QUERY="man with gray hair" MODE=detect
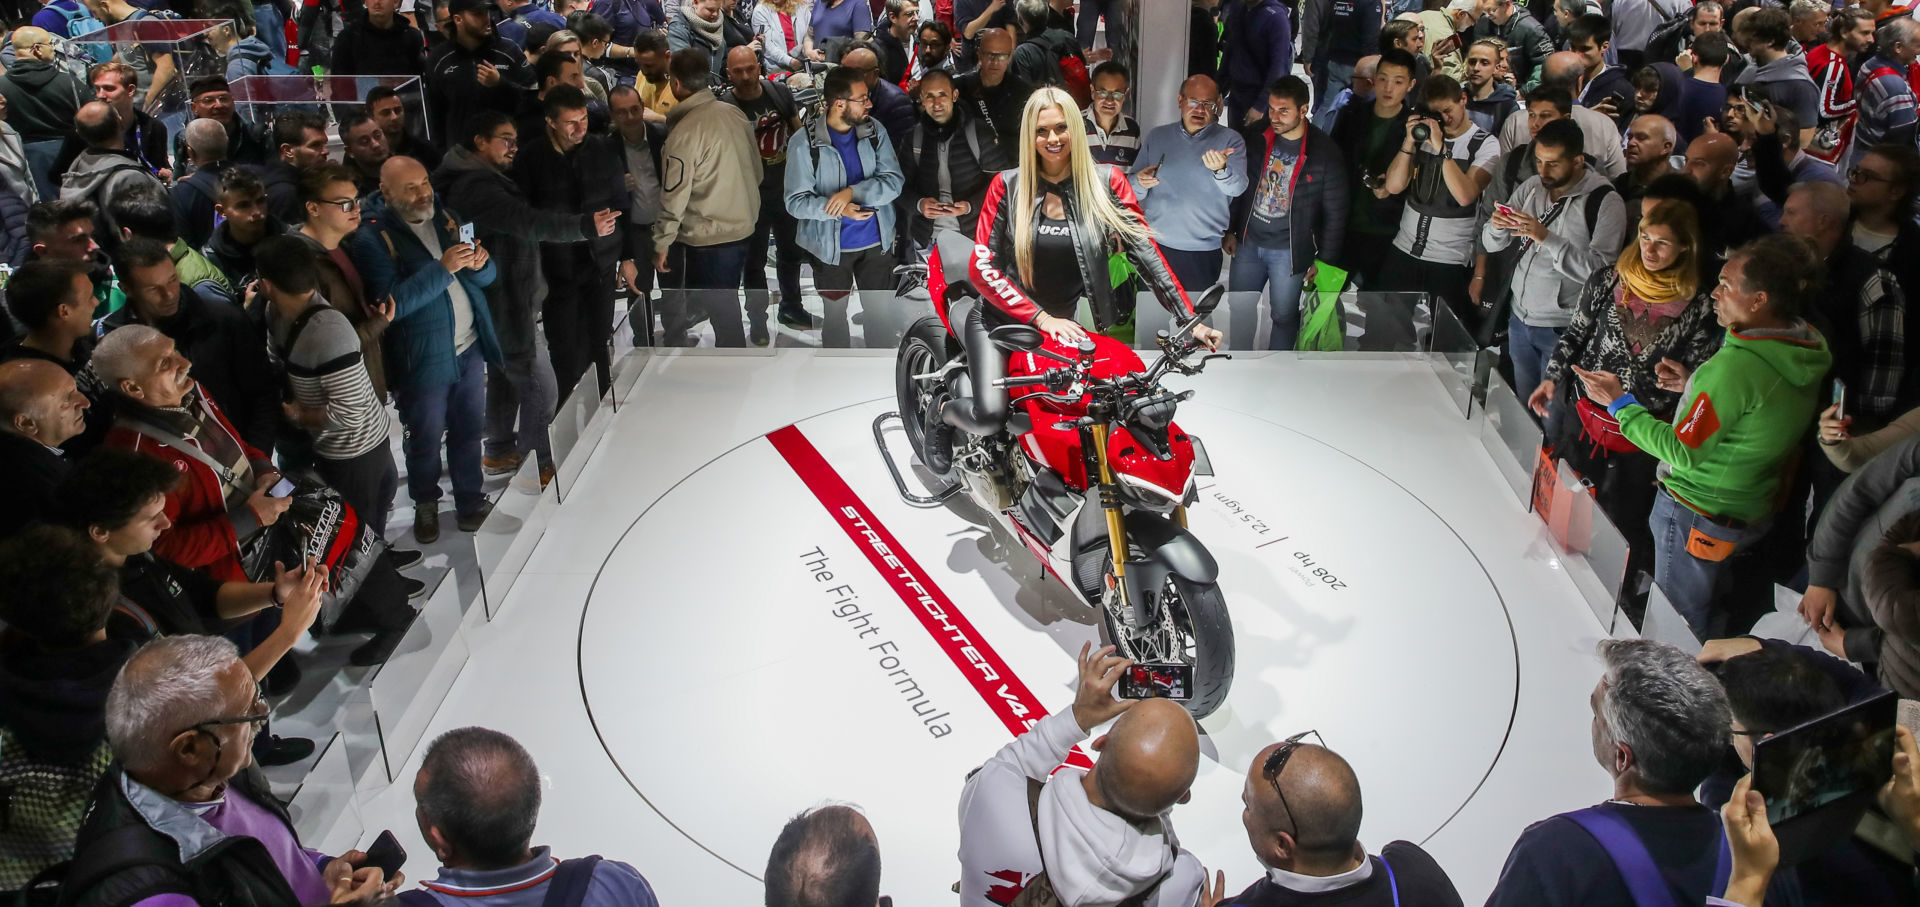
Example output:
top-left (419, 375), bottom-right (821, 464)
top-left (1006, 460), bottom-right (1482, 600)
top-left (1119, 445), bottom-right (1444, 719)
top-left (170, 118), bottom-right (237, 251)
top-left (1853, 18), bottom-right (1920, 165)
top-left (408, 726), bottom-right (660, 907)
top-left (1486, 639), bottom-right (1733, 906)
top-left (62, 635), bottom-right (399, 907)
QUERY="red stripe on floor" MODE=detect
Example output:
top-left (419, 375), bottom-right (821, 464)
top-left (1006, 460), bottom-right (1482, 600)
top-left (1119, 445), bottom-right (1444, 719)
top-left (767, 424), bottom-right (1093, 770)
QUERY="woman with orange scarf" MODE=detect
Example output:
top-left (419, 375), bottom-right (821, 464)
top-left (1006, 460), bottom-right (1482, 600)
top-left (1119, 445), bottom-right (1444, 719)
top-left (1529, 200), bottom-right (1722, 567)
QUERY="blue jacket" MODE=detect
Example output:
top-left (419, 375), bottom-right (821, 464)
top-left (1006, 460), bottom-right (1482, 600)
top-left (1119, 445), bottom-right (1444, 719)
top-left (347, 193), bottom-right (502, 393)
top-left (785, 117), bottom-right (904, 265)
top-left (1222, 0), bottom-right (1293, 96)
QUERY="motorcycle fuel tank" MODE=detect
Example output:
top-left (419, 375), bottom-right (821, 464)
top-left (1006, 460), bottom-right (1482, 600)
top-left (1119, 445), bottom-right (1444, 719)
top-left (1006, 334), bottom-right (1196, 505)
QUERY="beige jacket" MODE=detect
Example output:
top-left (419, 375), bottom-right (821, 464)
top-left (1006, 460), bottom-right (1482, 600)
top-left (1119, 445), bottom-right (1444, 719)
top-left (653, 89), bottom-right (763, 250)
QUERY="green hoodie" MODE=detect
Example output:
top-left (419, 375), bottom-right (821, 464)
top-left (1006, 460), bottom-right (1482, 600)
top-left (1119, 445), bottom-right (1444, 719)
top-left (1615, 323), bottom-right (1832, 523)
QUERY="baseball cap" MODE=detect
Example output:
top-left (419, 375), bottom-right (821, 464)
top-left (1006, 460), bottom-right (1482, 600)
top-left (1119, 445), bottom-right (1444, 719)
top-left (448, 0), bottom-right (488, 16)
top-left (1446, 0), bottom-right (1477, 11)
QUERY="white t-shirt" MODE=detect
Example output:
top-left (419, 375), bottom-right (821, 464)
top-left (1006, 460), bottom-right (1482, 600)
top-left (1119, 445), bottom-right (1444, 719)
top-left (1854, 221), bottom-right (1897, 258)
top-left (404, 217), bottom-right (477, 355)
top-left (1393, 124), bottom-right (1500, 267)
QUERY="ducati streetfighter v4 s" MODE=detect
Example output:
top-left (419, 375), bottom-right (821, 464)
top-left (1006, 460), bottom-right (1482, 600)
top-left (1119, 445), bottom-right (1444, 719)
top-left (877, 232), bottom-right (1236, 718)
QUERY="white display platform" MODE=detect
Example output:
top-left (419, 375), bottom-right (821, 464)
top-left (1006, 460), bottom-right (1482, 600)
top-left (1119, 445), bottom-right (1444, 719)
top-left (342, 350), bottom-right (1621, 904)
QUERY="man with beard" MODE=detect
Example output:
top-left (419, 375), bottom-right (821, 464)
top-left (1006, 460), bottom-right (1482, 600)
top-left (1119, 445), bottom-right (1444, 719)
top-left (512, 86), bottom-right (631, 401)
top-left (348, 156), bottom-right (502, 543)
top-left (955, 29), bottom-right (1034, 147)
top-left (900, 67), bottom-right (1009, 248)
top-left (341, 110), bottom-right (392, 196)
top-left (426, 0), bottom-right (534, 146)
top-left (259, 111), bottom-right (330, 226)
top-left (368, 86), bottom-right (440, 173)
top-left (633, 31), bottom-right (678, 123)
top-left (785, 66), bottom-right (904, 348)
top-left (721, 45), bottom-right (808, 344)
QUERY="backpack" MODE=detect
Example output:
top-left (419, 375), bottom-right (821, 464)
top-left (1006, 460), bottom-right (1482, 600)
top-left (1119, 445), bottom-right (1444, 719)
top-left (804, 119), bottom-right (884, 172)
top-left (909, 118), bottom-right (986, 170)
top-left (1005, 778), bottom-right (1171, 907)
top-left (1022, 34), bottom-right (1091, 107)
top-left (52, 2), bottom-right (111, 66)
top-left (0, 729), bottom-right (113, 894)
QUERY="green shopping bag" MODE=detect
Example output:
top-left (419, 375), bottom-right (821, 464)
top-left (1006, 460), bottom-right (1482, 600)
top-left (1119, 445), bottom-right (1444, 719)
top-left (1295, 260), bottom-right (1349, 352)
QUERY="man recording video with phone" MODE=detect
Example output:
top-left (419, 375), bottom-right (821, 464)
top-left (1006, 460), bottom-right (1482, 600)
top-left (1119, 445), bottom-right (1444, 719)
top-left (956, 642), bottom-right (1219, 907)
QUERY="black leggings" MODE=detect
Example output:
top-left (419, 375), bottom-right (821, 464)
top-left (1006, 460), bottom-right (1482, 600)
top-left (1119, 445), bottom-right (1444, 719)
top-left (943, 300), bottom-right (1010, 436)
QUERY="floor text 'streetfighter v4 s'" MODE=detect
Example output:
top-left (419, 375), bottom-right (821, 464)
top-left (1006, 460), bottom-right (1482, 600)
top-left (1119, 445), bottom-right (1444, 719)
top-left (877, 233), bottom-right (1237, 718)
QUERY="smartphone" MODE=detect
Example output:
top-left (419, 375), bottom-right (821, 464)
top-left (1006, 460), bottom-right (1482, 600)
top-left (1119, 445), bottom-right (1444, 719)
top-left (1833, 380), bottom-right (1847, 420)
top-left (1752, 689), bottom-right (1898, 826)
top-left (363, 830), bottom-right (407, 878)
top-left (1119, 663), bottom-right (1193, 701)
top-left (267, 477), bottom-right (296, 498)
top-left (1494, 202), bottom-right (1517, 218)
top-left (459, 222), bottom-right (475, 246)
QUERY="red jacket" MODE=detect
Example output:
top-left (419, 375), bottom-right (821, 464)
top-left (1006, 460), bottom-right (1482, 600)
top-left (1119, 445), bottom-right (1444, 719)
top-left (105, 387), bottom-right (270, 584)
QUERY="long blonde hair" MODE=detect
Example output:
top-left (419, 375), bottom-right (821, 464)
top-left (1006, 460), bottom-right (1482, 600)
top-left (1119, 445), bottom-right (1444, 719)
top-left (1013, 86), bottom-right (1151, 288)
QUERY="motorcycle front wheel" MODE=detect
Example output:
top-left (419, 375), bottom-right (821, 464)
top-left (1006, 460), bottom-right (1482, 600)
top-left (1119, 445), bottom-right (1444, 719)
top-left (1095, 551), bottom-right (1236, 720)
top-left (895, 315), bottom-right (958, 481)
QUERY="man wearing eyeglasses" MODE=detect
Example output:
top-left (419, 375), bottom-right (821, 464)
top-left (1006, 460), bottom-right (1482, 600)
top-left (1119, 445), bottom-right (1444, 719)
top-left (955, 29), bottom-right (1035, 147)
top-left (786, 65), bottom-right (905, 347)
top-left (957, 643), bottom-right (1216, 907)
top-left (65, 635), bottom-right (401, 907)
top-left (1130, 74), bottom-right (1248, 300)
top-left (1083, 60), bottom-right (1141, 167)
top-left (1227, 733), bottom-right (1463, 906)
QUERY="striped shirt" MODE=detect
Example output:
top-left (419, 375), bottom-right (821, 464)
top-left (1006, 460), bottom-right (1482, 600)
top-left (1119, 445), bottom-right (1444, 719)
top-left (1084, 112), bottom-right (1143, 167)
top-left (269, 297), bottom-right (389, 461)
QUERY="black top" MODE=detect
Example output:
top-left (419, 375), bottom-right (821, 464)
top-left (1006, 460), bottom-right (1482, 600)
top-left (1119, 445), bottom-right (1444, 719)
top-left (52, 109), bottom-right (172, 181)
top-left (1224, 841), bottom-right (1463, 907)
top-left (331, 12), bottom-right (427, 76)
top-left (107, 553), bottom-right (227, 644)
top-left (0, 635), bottom-right (134, 765)
top-left (0, 431), bottom-right (70, 541)
top-left (512, 132), bottom-right (631, 270)
top-left (955, 71), bottom-right (1036, 148)
top-left (1029, 200), bottom-right (1083, 319)
top-left (1484, 802), bottom-right (1726, 907)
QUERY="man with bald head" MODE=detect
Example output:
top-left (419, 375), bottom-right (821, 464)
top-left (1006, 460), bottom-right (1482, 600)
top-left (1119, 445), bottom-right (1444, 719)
top-left (60, 101), bottom-right (163, 240)
top-left (1133, 74), bottom-right (1249, 297)
top-left (1227, 738), bottom-right (1462, 904)
top-left (170, 118), bottom-right (237, 250)
top-left (958, 643), bottom-right (1212, 906)
top-left (1496, 50), bottom-right (1627, 177)
top-left (411, 726), bottom-right (660, 907)
top-left (720, 44), bottom-right (808, 342)
top-left (1617, 113), bottom-right (1679, 223)
top-left (1682, 131), bottom-right (1766, 255)
top-left (0, 359), bottom-right (88, 538)
top-left (843, 45), bottom-right (915, 151)
top-left (0, 26), bottom-right (83, 199)
top-left (1782, 181), bottom-right (1910, 431)
top-left (765, 804), bottom-right (883, 907)
top-left (349, 154), bottom-right (503, 543)
top-left (956, 29), bottom-right (1034, 147)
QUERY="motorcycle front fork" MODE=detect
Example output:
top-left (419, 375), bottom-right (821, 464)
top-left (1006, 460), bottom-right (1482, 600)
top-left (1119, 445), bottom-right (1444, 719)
top-left (1089, 423), bottom-right (1145, 628)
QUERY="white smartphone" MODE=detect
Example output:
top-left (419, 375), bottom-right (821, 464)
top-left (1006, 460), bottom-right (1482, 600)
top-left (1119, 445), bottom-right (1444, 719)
top-left (459, 222), bottom-right (475, 247)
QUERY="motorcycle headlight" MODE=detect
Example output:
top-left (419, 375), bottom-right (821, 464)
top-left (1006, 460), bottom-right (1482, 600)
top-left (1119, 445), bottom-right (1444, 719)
top-left (1117, 473), bottom-right (1186, 513)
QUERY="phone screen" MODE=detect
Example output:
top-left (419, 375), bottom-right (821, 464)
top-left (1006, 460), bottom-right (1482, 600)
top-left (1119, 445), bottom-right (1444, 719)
top-left (1495, 203), bottom-right (1517, 217)
top-left (1119, 663), bottom-right (1193, 701)
top-left (268, 477), bottom-right (296, 498)
top-left (363, 830), bottom-right (407, 878)
top-left (459, 223), bottom-right (475, 246)
top-left (1752, 690), bottom-right (1897, 826)
top-left (1833, 380), bottom-right (1847, 419)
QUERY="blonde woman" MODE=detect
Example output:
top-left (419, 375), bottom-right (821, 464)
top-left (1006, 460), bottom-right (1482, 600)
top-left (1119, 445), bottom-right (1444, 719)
top-left (752, 0), bottom-right (818, 69)
top-left (928, 87), bottom-right (1220, 469)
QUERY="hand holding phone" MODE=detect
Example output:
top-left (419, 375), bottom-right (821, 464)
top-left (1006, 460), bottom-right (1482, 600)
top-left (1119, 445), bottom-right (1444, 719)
top-left (362, 830), bottom-right (407, 878)
top-left (1494, 202), bottom-right (1518, 218)
top-left (267, 477), bottom-right (296, 499)
top-left (1119, 663), bottom-right (1193, 701)
top-left (459, 222), bottom-right (475, 248)
top-left (1833, 380), bottom-right (1847, 421)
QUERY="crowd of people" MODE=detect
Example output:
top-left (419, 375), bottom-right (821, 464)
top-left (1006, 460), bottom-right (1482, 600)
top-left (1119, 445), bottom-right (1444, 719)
top-left (0, 0), bottom-right (1919, 903)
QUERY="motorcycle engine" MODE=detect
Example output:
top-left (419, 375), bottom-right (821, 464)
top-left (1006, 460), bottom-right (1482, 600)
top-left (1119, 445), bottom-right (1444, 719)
top-left (954, 437), bottom-right (1014, 512)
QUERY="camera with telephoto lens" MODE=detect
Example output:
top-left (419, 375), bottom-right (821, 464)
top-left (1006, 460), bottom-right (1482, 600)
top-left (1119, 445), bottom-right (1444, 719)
top-left (1410, 122), bottom-right (1432, 144)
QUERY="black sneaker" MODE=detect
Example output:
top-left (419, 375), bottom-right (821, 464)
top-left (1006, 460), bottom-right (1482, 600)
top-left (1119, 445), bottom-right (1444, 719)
top-left (413, 504), bottom-right (441, 544)
top-left (350, 629), bottom-right (406, 666)
top-left (403, 576), bottom-right (430, 600)
top-left (456, 501), bottom-right (493, 533)
top-left (262, 658), bottom-right (301, 698)
top-left (777, 307), bottom-right (815, 330)
top-left (750, 319), bottom-right (770, 346)
top-left (257, 735), bottom-right (316, 767)
top-left (388, 548), bottom-right (424, 571)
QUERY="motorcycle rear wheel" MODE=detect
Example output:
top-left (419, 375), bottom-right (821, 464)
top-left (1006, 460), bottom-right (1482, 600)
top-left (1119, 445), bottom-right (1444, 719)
top-left (1096, 551), bottom-right (1236, 719)
top-left (895, 315), bottom-right (959, 481)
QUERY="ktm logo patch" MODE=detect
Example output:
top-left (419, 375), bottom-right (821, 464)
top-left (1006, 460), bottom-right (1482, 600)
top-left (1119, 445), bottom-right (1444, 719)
top-left (1676, 393), bottom-right (1721, 449)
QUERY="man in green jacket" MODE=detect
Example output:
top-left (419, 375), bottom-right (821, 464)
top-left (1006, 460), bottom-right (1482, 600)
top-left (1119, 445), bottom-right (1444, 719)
top-left (1574, 233), bottom-right (1832, 636)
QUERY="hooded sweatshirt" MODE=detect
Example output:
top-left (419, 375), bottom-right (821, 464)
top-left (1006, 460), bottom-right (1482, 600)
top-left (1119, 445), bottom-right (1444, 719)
top-left (1465, 81), bottom-right (1519, 134)
top-left (60, 148), bottom-right (163, 236)
top-left (0, 60), bottom-right (83, 145)
top-left (223, 36), bottom-right (280, 81)
top-left (957, 710), bottom-right (1207, 907)
top-left (1481, 168), bottom-right (1629, 327)
top-left (1613, 322), bottom-right (1833, 522)
top-left (1733, 52), bottom-right (1821, 133)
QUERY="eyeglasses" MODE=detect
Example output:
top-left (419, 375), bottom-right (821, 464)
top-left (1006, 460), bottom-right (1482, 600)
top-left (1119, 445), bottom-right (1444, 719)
top-left (1262, 729), bottom-right (1326, 841)
top-left (1848, 167), bottom-right (1894, 185)
top-left (176, 681), bottom-right (271, 741)
top-left (317, 197), bottom-right (362, 212)
top-left (489, 133), bottom-right (519, 147)
top-left (982, 52), bottom-right (1012, 62)
top-left (1180, 97), bottom-right (1220, 111)
top-left (1093, 89), bottom-right (1126, 101)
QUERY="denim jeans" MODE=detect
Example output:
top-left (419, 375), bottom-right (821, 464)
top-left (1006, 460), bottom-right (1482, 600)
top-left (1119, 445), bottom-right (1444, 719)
top-left (666, 239), bottom-right (750, 346)
top-left (1227, 244), bottom-right (1305, 351)
top-left (1650, 486), bottom-right (1765, 638)
top-left (1508, 313), bottom-right (1564, 437)
top-left (485, 329), bottom-right (557, 470)
top-left (1159, 247), bottom-right (1226, 299)
top-left (395, 346), bottom-right (487, 517)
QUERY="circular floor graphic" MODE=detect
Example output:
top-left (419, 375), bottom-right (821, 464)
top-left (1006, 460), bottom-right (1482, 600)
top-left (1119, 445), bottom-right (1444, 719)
top-left (578, 398), bottom-right (1519, 892)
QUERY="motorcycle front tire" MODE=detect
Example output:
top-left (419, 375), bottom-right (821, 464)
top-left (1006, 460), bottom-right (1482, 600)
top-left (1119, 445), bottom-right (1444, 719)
top-left (1097, 557), bottom-right (1236, 720)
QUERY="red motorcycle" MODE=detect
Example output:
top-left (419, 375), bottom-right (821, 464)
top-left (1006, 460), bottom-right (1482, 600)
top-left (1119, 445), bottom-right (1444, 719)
top-left (878, 234), bottom-right (1236, 718)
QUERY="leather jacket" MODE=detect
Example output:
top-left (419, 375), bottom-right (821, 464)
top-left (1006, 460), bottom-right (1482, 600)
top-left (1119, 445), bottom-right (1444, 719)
top-left (968, 164), bottom-right (1194, 330)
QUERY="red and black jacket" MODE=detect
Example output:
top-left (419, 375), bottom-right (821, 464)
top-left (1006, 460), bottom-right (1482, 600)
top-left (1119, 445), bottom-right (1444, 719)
top-left (1228, 119), bottom-right (1350, 272)
top-left (967, 164), bottom-right (1194, 330)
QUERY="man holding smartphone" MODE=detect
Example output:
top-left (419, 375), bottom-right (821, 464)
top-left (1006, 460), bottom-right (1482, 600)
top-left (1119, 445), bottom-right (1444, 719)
top-left (785, 66), bottom-right (905, 348)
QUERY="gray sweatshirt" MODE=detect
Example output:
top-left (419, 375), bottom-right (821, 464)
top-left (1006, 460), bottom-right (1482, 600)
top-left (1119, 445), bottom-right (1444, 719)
top-left (1481, 168), bottom-right (1627, 328)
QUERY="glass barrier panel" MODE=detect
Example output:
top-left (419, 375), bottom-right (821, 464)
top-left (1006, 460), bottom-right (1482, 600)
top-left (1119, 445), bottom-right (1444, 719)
top-left (337, 681), bottom-right (384, 790)
top-left (66, 20), bottom-right (231, 135)
top-left (547, 371), bottom-right (595, 501)
top-left (1427, 296), bottom-right (1478, 418)
top-left (229, 75), bottom-right (428, 136)
top-left (1478, 372), bottom-right (1540, 503)
top-left (810, 290), bottom-right (936, 356)
top-left (1584, 500), bottom-right (1634, 624)
top-left (1640, 582), bottom-right (1704, 651)
top-left (365, 572), bottom-right (470, 783)
top-left (474, 449), bottom-right (552, 620)
top-left (645, 288), bottom-right (784, 352)
top-left (610, 345), bottom-right (649, 410)
top-left (286, 732), bottom-right (362, 855)
top-left (1529, 454), bottom-right (1617, 631)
